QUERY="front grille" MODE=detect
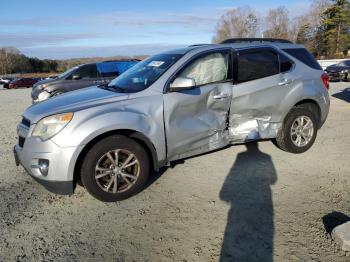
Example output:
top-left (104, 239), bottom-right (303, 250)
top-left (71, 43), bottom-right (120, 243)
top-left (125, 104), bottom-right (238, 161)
top-left (18, 136), bottom-right (25, 148)
top-left (21, 117), bottom-right (30, 127)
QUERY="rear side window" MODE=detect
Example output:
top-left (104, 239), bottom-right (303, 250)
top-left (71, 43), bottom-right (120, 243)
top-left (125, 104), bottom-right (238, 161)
top-left (282, 48), bottom-right (322, 70)
top-left (237, 50), bottom-right (279, 83)
top-left (279, 53), bottom-right (294, 73)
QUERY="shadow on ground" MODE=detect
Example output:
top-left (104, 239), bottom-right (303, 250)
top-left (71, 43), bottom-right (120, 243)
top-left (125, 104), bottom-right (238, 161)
top-left (322, 211), bottom-right (350, 234)
top-left (219, 141), bottom-right (277, 262)
top-left (332, 88), bottom-right (350, 103)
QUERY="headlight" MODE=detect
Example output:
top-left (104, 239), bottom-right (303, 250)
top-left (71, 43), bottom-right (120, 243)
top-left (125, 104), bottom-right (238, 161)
top-left (35, 84), bottom-right (48, 90)
top-left (32, 112), bottom-right (73, 140)
top-left (341, 70), bottom-right (348, 74)
top-left (37, 90), bottom-right (51, 102)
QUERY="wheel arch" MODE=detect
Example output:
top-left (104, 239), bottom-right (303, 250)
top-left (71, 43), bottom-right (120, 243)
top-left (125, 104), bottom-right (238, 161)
top-left (73, 129), bottom-right (160, 186)
top-left (293, 99), bottom-right (322, 128)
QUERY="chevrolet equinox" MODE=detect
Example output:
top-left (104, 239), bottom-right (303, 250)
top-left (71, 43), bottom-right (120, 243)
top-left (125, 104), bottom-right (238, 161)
top-left (14, 39), bottom-right (330, 202)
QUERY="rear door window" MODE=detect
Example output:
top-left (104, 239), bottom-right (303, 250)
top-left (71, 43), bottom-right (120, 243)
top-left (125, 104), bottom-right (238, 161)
top-left (282, 48), bottom-right (322, 70)
top-left (237, 50), bottom-right (279, 83)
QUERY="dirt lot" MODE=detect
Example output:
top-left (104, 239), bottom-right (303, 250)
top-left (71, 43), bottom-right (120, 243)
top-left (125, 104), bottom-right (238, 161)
top-left (0, 83), bottom-right (349, 261)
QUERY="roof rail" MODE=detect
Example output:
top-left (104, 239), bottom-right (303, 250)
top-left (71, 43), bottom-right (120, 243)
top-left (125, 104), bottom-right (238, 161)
top-left (220, 38), bottom-right (293, 44)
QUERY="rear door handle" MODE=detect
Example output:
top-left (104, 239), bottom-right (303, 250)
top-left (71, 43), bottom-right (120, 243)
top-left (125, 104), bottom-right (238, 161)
top-left (278, 78), bottom-right (292, 86)
top-left (213, 93), bottom-right (229, 99)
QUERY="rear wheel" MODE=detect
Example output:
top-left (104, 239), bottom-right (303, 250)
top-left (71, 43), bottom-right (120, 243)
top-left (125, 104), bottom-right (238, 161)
top-left (81, 135), bottom-right (150, 202)
top-left (275, 106), bottom-right (318, 153)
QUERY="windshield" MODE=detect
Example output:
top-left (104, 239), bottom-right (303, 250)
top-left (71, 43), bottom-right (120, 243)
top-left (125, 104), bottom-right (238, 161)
top-left (58, 66), bottom-right (79, 79)
top-left (108, 53), bottom-right (182, 93)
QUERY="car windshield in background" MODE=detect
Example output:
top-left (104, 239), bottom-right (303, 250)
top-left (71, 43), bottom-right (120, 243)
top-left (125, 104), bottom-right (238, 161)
top-left (97, 61), bottom-right (138, 78)
top-left (342, 60), bottom-right (350, 66)
top-left (107, 54), bottom-right (183, 93)
top-left (58, 66), bottom-right (79, 79)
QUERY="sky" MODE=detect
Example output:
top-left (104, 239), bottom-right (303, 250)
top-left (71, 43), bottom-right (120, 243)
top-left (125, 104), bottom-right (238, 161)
top-left (0, 0), bottom-right (312, 59)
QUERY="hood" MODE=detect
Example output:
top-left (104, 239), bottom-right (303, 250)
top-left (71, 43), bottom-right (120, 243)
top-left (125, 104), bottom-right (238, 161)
top-left (32, 78), bottom-right (59, 89)
top-left (24, 86), bottom-right (129, 124)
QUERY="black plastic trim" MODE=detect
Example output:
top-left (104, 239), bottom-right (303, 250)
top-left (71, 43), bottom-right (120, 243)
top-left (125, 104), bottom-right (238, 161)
top-left (32, 176), bottom-right (74, 195)
top-left (221, 38), bottom-right (292, 44)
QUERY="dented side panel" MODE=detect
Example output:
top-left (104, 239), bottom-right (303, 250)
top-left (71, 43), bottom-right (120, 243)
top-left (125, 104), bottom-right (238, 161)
top-left (164, 82), bottom-right (232, 161)
top-left (228, 74), bottom-right (288, 142)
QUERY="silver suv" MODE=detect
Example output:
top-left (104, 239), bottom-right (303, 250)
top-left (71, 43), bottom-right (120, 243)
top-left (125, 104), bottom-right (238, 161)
top-left (14, 39), bottom-right (330, 202)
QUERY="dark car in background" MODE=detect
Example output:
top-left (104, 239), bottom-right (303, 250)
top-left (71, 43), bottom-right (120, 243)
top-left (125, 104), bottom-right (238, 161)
top-left (9, 78), bottom-right (39, 89)
top-left (325, 60), bottom-right (350, 81)
top-left (31, 60), bottom-right (139, 103)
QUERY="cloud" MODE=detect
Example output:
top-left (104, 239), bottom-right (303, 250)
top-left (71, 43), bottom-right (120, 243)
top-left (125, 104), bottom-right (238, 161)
top-left (21, 44), bottom-right (186, 59)
top-left (0, 8), bottom-right (222, 58)
top-left (0, 33), bottom-right (98, 48)
top-left (0, 10), bottom-right (221, 32)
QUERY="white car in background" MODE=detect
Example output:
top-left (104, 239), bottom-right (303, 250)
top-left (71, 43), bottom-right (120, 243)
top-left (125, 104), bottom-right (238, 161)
top-left (0, 77), bottom-right (13, 88)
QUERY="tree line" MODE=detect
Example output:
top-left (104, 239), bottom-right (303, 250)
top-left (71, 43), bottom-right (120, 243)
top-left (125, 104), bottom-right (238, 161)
top-left (0, 47), bottom-right (144, 75)
top-left (213, 0), bottom-right (350, 58)
top-left (0, 47), bottom-right (59, 75)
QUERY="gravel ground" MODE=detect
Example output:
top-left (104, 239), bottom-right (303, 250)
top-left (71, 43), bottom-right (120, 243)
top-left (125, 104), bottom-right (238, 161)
top-left (0, 83), bottom-right (349, 261)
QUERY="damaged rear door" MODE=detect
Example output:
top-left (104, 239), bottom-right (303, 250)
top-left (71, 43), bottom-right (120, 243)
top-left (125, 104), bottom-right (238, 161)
top-left (163, 49), bottom-right (233, 161)
top-left (229, 47), bottom-right (294, 142)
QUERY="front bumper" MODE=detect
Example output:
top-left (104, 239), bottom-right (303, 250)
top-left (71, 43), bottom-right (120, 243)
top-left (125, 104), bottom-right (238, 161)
top-left (14, 147), bottom-right (73, 194)
top-left (13, 137), bottom-right (83, 195)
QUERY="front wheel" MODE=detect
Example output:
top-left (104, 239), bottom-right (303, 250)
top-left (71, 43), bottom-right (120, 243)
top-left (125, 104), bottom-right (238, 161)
top-left (81, 135), bottom-right (150, 202)
top-left (275, 106), bottom-right (318, 153)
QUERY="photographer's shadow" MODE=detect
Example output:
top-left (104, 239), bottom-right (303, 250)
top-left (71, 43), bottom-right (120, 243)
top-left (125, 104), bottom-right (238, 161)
top-left (220, 141), bottom-right (277, 262)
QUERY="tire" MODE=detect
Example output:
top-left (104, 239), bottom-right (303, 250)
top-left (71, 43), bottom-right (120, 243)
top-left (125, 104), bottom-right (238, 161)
top-left (275, 105), bottom-right (318, 154)
top-left (81, 135), bottom-right (150, 202)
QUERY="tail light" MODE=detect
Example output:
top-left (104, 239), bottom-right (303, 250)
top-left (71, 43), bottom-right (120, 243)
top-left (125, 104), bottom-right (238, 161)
top-left (321, 72), bottom-right (329, 90)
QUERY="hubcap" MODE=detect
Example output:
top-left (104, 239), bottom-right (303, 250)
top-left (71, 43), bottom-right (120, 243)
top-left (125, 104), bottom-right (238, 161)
top-left (290, 116), bottom-right (314, 147)
top-left (95, 149), bottom-right (140, 193)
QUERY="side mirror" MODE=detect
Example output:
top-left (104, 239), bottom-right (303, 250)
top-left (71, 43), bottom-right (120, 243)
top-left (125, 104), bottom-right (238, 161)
top-left (72, 74), bottom-right (81, 80)
top-left (169, 77), bottom-right (196, 92)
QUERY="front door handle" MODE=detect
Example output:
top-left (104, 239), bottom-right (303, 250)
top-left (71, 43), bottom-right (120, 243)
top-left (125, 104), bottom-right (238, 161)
top-left (213, 93), bottom-right (229, 99)
top-left (278, 78), bottom-right (292, 86)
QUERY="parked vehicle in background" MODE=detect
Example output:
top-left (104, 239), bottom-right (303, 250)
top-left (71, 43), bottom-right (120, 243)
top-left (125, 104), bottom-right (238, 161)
top-left (45, 75), bottom-right (58, 80)
top-left (325, 60), bottom-right (350, 81)
top-left (9, 78), bottom-right (39, 89)
top-left (0, 77), bottom-right (13, 88)
top-left (0, 77), bottom-right (11, 84)
top-left (15, 38), bottom-right (330, 202)
top-left (31, 60), bottom-right (139, 103)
